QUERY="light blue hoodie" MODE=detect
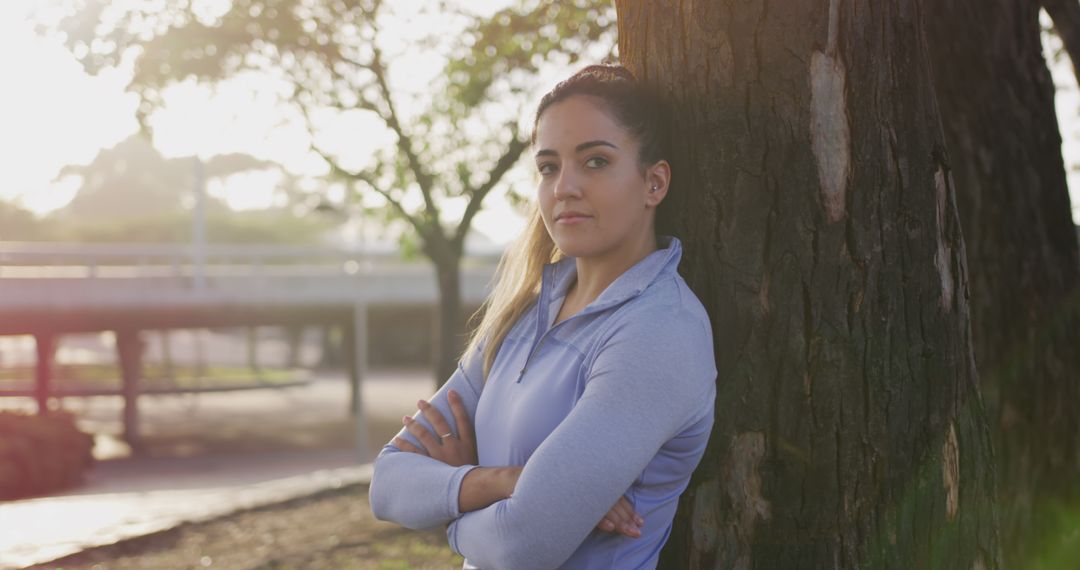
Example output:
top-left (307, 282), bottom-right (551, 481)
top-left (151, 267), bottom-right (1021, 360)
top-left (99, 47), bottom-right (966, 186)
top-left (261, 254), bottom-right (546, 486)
top-left (369, 235), bottom-right (717, 569)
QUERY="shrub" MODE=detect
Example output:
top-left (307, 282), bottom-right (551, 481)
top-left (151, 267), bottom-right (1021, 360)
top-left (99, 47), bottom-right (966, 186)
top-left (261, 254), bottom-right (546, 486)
top-left (0, 411), bottom-right (94, 500)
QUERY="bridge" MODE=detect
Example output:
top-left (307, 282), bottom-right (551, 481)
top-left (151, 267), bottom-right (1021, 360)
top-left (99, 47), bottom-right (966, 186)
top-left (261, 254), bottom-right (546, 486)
top-left (0, 241), bottom-right (501, 456)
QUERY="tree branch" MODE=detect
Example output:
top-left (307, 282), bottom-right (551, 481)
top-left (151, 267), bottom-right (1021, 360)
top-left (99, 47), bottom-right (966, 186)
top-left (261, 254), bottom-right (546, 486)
top-left (297, 99), bottom-right (426, 235)
top-left (453, 132), bottom-right (529, 248)
top-left (330, 52), bottom-right (390, 117)
top-left (1043, 0), bottom-right (1080, 83)
top-left (369, 43), bottom-right (442, 231)
top-left (310, 145), bottom-right (423, 233)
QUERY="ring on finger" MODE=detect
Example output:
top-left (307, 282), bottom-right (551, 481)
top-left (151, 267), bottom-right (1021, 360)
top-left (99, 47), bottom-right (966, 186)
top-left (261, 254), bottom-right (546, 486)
top-left (440, 432), bottom-right (455, 439)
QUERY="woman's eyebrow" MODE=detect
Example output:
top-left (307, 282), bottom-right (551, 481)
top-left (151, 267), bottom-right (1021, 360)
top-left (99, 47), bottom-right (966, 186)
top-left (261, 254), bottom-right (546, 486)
top-left (534, 140), bottom-right (619, 158)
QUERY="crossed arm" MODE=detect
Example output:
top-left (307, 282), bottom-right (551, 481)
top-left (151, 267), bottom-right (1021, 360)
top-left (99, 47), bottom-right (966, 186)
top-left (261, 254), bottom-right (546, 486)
top-left (369, 313), bottom-right (715, 569)
top-left (367, 351), bottom-right (643, 538)
top-left (393, 389), bottom-right (645, 534)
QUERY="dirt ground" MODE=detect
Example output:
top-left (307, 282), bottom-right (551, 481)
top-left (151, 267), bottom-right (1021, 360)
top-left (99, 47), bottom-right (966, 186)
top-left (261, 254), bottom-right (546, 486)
top-left (26, 483), bottom-right (464, 570)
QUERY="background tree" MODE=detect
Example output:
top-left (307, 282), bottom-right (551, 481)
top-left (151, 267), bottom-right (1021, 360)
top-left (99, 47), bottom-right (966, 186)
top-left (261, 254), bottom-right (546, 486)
top-left (47, 134), bottom-right (329, 243)
top-left (0, 202), bottom-right (51, 241)
top-left (56, 135), bottom-right (239, 220)
top-left (925, 0), bottom-right (1080, 565)
top-left (50, 0), bottom-right (614, 385)
top-left (617, 0), bottom-right (998, 567)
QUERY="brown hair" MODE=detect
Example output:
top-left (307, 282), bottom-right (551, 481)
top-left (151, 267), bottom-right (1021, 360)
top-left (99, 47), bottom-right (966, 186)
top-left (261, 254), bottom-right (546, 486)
top-left (532, 64), bottom-right (668, 170)
top-left (463, 64), bottom-right (670, 380)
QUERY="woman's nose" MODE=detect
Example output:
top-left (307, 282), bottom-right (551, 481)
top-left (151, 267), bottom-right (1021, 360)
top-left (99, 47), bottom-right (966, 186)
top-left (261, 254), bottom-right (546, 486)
top-left (553, 170), bottom-right (582, 200)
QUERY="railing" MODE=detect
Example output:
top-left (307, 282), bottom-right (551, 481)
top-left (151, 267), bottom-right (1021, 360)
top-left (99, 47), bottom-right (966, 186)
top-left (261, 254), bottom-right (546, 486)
top-left (0, 241), bottom-right (503, 283)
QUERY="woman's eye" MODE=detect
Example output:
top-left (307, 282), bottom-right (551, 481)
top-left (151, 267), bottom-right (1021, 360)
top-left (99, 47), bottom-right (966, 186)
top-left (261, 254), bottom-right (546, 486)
top-left (584, 156), bottom-right (609, 169)
top-left (537, 163), bottom-right (557, 176)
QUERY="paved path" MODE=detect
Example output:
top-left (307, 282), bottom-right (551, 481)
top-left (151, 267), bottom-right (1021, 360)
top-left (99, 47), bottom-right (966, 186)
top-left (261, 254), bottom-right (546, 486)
top-left (0, 369), bottom-right (438, 569)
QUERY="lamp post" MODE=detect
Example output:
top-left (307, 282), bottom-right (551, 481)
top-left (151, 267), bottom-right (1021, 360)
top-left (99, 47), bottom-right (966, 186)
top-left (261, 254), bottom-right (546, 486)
top-left (192, 156), bottom-right (207, 291)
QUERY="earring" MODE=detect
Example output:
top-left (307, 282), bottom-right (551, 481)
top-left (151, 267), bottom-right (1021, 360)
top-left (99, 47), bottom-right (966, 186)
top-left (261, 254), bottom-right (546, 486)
top-left (650, 185), bottom-right (658, 193)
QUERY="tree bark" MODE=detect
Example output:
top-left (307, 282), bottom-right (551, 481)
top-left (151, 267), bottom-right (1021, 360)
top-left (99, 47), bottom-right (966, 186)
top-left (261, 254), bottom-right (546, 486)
top-left (429, 239), bottom-right (466, 389)
top-left (616, 0), bottom-right (1000, 567)
top-left (925, 0), bottom-right (1080, 564)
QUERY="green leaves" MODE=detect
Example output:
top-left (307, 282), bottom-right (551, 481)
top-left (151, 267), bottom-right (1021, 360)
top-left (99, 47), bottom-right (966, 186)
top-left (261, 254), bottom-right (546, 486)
top-left (443, 0), bottom-right (616, 111)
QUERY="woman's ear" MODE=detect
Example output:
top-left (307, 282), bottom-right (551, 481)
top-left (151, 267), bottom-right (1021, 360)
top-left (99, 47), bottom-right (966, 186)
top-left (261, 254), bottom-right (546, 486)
top-left (645, 160), bottom-right (671, 208)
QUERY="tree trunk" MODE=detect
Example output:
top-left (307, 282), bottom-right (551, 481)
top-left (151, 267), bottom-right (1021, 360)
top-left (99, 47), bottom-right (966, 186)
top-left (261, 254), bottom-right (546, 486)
top-left (925, 0), bottom-right (1080, 564)
top-left (616, 0), bottom-right (1000, 567)
top-left (429, 240), bottom-right (465, 389)
top-left (317, 325), bottom-right (342, 369)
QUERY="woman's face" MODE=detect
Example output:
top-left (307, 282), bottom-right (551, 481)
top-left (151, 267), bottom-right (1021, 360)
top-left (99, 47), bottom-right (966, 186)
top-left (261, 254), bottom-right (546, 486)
top-left (533, 95), bottom-right (666, 260)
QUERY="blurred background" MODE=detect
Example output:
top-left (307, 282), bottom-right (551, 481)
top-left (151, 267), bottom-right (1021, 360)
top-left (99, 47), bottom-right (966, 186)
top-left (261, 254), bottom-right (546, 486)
top-left (0, 1), bottom-right (616, 567)
top-left (0, 1), bottom-right (1078, 568)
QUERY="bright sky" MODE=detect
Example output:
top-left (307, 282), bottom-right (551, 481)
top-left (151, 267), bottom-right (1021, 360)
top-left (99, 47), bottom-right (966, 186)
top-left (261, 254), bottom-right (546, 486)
top-left (1044, 12), bottom-right (1080, 226)
top-left (0, 2), bottom-right (138, 214)
top-left (1, 3), bottom-right (1078, 247)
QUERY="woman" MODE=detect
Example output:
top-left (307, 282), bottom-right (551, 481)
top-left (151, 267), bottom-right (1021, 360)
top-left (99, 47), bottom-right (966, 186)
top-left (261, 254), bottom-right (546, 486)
top-left (368, 64), bottom-right (717, 569)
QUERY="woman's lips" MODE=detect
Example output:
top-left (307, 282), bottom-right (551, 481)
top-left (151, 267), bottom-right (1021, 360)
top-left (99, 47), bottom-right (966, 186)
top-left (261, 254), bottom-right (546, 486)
top-left (556, 215), bottom-right (592, 224)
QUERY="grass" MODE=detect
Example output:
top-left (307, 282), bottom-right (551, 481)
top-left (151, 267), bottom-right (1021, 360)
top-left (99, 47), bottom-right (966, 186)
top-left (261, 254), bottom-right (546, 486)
top-left (0, 363), bottom-right (298, 391)
top-left (1017, 498), bottom-right (1080, 569)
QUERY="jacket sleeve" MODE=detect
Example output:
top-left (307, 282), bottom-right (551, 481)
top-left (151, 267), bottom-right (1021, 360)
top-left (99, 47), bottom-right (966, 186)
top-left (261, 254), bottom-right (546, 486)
top-left (368, 341), bottom-right (486, 529)
top-left (445, 310), bottom-right (717, 569)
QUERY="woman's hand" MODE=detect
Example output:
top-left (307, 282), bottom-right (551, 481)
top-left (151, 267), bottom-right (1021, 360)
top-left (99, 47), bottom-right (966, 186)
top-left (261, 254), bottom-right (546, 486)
top-left (393, 389), bottom-right (478, 467)
top-left (597, 496), bottom-right (644, 538)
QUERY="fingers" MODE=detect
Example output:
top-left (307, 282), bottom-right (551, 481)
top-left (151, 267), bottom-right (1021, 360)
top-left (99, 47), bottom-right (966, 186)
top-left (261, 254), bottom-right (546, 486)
top-left (616, 512), bottom-right (643, 538)
top-left (596, 496), bottom-right (643, 538)
top-left (448, 390), bottom-right (473, 441)
top-left (611, 496), bottom-right (632, 520)
top-left (391, 436), bottom-right (426, 455)
top-left (617, 496), bottom-right (644, 527)
top-left (597, 514), bottom-right (639, 538)
top-left (610, 498), bottom-right (641, 537)
top-left (417, 399), bottom-right (454, 443)
top-left (402, 414), bottom-right (441, 451)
